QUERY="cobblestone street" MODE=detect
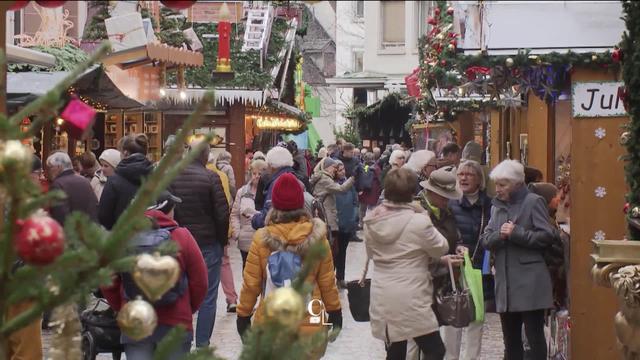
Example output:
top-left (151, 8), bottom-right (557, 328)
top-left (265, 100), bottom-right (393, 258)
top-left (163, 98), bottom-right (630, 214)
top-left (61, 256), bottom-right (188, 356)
top-left (56, 238), bottom-right (504, 359)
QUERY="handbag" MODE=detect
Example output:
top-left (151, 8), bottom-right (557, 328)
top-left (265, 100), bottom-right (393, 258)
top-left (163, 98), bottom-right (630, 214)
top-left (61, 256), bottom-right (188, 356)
top-left (346, 257), bottom-right (371, 322)
top-left (434, 261), bottom-right (475, 328)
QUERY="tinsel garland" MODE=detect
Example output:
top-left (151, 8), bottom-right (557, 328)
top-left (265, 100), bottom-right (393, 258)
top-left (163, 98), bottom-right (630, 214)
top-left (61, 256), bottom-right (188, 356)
top-left (620, 0), bottom-right (640, 240)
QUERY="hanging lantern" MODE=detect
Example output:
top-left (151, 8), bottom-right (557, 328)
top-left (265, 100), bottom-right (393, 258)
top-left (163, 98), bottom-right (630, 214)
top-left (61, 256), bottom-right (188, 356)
top-left (9, 1), bottom-right (30, 11)
top-left (35, 1), bottom-right (67, 7)
top-left (59, 97), bottom-right (97, 139)
top-left (160, 1), bottom-right (197, 10)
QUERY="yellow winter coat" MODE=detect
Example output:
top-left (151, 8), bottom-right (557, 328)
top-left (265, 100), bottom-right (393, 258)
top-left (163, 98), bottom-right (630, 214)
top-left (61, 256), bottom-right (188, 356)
top-left (237, 217), bottom-right (341, 335)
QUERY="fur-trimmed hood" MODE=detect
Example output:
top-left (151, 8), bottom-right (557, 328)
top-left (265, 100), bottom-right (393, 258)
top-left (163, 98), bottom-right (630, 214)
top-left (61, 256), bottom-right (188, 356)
top-left (262, 217), bottom-right (327, 256)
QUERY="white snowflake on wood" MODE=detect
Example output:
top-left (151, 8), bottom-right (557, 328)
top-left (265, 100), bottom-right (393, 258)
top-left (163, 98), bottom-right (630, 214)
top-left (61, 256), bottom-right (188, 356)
top-left (594, 230), bottom-right (606, 241)
top-left (595, 127), bottom-right (606, 139)
top-left (595, 186), bottom-right (607, 198)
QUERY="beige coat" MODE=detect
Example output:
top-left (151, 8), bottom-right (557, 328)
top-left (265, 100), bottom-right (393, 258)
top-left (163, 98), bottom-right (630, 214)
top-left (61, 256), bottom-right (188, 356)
top-left (363, 201), bottom-right (449, 343)
top-left (310, 171), bottom-right (355, 231)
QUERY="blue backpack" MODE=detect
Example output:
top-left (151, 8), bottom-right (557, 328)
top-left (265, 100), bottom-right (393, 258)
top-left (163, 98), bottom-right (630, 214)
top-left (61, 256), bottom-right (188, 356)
top-left (121, 227), bottom-right (188, 305)
top-left (263, 250), bottom-right (302, 296)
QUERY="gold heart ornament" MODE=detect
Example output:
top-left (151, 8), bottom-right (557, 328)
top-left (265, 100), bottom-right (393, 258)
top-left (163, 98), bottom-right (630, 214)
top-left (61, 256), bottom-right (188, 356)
top-left (132, 253), bottom-right (180, 302)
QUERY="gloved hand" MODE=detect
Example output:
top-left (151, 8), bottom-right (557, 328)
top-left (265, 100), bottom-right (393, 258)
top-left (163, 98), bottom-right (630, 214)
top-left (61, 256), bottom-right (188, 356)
top-left (237, 315), bottom-right (252, 340)
top-left (327, 309), bottom-right (342, 329)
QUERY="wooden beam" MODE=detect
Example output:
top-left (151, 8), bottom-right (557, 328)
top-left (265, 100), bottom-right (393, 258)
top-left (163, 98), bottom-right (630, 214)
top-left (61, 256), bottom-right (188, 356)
top-left (102, 46), bottom-right (149, 67)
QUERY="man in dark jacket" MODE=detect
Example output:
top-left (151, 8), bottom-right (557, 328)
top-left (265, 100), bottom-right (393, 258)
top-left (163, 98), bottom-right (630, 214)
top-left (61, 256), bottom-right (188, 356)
top-left (46, 152), bottom-right (98, 225)
top-left (98, 134), bottom-right (154, 229)
top-left (339, 143), bottom-right (363, 187)
top-left (169, 142), bottom-right (230, 348)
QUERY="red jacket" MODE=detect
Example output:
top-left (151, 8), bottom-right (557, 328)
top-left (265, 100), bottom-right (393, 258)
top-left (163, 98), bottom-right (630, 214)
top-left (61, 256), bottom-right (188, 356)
top-left (101, 210), bottom-right (208, 331)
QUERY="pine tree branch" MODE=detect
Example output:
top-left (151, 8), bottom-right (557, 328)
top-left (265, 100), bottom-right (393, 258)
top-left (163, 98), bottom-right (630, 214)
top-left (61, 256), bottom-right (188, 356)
top-left (7, 42), bottom-right (111, 135)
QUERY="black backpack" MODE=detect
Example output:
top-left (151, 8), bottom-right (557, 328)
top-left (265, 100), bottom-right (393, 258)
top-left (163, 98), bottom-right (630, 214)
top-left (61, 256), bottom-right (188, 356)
top-left (121, 226), bottom-right (188, 306)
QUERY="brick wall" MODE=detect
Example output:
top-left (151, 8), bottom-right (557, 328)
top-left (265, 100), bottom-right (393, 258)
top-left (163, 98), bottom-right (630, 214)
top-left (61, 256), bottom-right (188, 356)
top-left (189, 2), bottom-right (244, 24)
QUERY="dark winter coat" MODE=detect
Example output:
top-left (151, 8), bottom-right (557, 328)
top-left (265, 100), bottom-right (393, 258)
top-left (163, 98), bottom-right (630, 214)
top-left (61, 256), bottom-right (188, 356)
top-left (251, 166), bottom-right (311, 230)
top-left (359, 162), bottom-right (383, 206)
top-left (335, 179), bottom-right (358, 234)
top-left (449, 191), bottom-right (492, 268)
top-left (417, 190), bottom-right (460, 254)
top-left (339, 155), bottom-right (363, 189)
top-left (98, 153), bottom-right (153, 230)
top-left (481, 186), bottom-right (554, 313)
top-left (169, 161), bottom-right (230, 247)
top-left (293, 152), bottom-right (309, 182)
top-left (101, 210), bottom-right (208, 331)
top-left (50, 169), bottom-right (98, 225)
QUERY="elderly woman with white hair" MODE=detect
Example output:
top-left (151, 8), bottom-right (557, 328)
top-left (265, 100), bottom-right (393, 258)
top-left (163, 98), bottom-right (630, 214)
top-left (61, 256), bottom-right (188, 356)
top-left (444, 160), bottom-right (494, 360)
top-left (481, 160), bottom-right (554, 360)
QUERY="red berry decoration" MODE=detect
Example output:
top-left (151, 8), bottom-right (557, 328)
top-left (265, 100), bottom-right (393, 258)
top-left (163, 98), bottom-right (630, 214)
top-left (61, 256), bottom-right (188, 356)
top-left (434, 7), bottom-right (441, 16)
top-left (160, 0), bottom-right (197, 9)
top-left (9, 1), bottom-right (30, 11)
top-left (427, 17), bottom-right (438, 26)
top-left (612, 48), bottom-right (622, 63)
top-left (35, 0), bottom-right (67, 7)
top-left (447, 6), bottom-right (455, 15)
top-left (14, 213), bottom-right (65, 266)
top-left (441, 59), bottom-right (447, 66)
top-left (450, 39), bottom-right (458, 47)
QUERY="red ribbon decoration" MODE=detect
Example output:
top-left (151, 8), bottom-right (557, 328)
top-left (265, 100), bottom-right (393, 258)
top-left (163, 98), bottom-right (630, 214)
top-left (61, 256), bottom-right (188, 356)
top-left (465, 66), bottom-right (491, 81)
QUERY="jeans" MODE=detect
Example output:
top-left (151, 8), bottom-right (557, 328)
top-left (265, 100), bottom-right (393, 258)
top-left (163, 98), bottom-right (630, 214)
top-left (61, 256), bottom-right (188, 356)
top-left (334, 231), bottom-right (351, 281)
top-left (441, 322), bottom-right (484, 360)
top-left (220, 245), bottom-right (238, 304)
top-left (386, 331), bottom-right (445, 360)
top-left (500, 310), bottom-right (547, 360)
top-left (123, 325), bottom-right (192, 360)
top-left (195, 243), bottom-right (223, 347)
top-left (240, 250), bottom-right (249, 271)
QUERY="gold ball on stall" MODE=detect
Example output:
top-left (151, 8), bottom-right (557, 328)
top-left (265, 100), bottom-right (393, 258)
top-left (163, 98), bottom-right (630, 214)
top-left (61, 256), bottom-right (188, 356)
top-left (264, 287), bottom-right (305, 329)
top-left (117, 297), bottom-right (157, 341)
top-left (505, 57), bottom-right (514, 67)
top-left (620, 131), bottom-right (631, 145)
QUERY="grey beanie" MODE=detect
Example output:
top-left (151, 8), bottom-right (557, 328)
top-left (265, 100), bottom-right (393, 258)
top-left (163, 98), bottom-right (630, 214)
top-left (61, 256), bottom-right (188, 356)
top-left (323, 157), bottom-right (338, 169)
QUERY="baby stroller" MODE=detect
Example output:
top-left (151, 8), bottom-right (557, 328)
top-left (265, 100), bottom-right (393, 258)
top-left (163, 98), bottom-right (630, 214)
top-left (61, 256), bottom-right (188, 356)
top-left (80, 299), bottom-right (124, 360)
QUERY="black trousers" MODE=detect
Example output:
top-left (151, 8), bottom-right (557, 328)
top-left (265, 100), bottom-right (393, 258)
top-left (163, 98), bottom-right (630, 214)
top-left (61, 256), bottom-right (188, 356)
top-left (500, 310), bottom-right (547, 360)
top-left (240, 250), bottom-right (248, 272)
top-left (386, 331), bottom-right (445, 360)
top-left (334, 231), bottom-right (351, 281)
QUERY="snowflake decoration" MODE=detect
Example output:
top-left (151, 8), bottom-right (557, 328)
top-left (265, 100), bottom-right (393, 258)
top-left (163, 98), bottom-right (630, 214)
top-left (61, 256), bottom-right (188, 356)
top-left (595, 127), bottom-right (606, 139)
top-left (595, 186), bottom-right (607, 198)
top-left (593, 230), bottom-right (606, 241)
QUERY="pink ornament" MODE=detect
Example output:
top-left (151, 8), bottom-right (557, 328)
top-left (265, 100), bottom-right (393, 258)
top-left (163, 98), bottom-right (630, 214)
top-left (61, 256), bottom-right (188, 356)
top-left (447, 6), bottom-right (454, 15)
top-left (60, 97), bottom-right (97, 139)
top-left (427, 17), bottom-right (438, 26)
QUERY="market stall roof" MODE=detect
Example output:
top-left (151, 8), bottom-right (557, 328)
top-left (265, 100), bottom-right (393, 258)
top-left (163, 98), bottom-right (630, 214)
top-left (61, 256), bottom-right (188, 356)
top-left (7, 66), bottom-right (143, 109)
top-left (326, 71), bottom-right (387, 88)
top-left (102, 42), bottom-right (204, 69)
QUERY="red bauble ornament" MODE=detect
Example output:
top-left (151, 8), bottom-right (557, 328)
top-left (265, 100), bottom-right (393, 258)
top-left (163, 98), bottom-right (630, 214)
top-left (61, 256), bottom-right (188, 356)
top-left (434, 7), bottom-right (441, 16)
top-left (160, 0), bottom-right (197, 9)
top-left (450, 39), bottom-right (458, 47)
top-left (9, 1), bottom-right (30, 11)
top-left (14, 214), bottom-right (64, 266)
top-left (35, 0), bottom-right (67, 7)
top-left (612, 48), bottom-right (622, 63)
top-left (447, 6), bottom-right (455, 15)
top-left (427, 17), bottom-right (438, 26)
top-left (440, 59), bottom-right (447, 66)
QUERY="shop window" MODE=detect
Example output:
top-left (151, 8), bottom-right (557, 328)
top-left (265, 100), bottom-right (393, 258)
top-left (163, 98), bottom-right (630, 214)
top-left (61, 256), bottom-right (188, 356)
top-left (355, 0), bottom-right (364, 19)
top-left (353, 50), bottom-right (364, 73)
top-left (380, 1), bottom-right (405, 51)
top-left (353, 88), bottom-right (367, 107)
top-left (415, 1), bottom-right (434, 41)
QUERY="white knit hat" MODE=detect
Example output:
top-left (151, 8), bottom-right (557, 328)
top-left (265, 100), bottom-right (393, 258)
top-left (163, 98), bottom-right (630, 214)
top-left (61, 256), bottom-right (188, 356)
top-left (266, 146), bottom-right (294, 169)
top-left (99, 149), bottom-right (121, 168)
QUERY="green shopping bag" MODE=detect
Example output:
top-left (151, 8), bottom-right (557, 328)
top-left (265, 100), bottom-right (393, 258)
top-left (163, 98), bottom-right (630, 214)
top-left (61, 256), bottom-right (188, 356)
top-left (463, 252), bottom-right (485, 322)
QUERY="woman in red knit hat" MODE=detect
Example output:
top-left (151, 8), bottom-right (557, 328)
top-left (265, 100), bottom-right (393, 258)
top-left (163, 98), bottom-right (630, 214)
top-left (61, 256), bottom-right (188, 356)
top-left (236, 172), bottom-right (342, 359)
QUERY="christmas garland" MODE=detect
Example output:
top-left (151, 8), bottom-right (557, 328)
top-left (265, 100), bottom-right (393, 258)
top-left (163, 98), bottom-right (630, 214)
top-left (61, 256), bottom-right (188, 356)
top-left (346, 93), bottom-right (413, 144)
top-left (416, 1), bottom-right (620, 117)
top-left (620, 0), bottom-right (640, 239)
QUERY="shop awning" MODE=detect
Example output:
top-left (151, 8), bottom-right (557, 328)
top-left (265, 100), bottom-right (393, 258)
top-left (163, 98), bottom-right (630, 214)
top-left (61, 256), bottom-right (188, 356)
top-left (102, 42), bottom-right (204, 69)
top-left (7, 66), bottom-right (143, 109)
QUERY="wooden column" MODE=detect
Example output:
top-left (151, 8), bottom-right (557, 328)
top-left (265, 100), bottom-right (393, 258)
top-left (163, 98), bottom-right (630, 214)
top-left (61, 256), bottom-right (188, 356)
top-left (526, 92), bottom-right (553, 181)
top-left (489, 109), bottom-right (500, 169)
top-left (228, 103), bottom-right (246, 191)
top-left (570, 67), bottom-right (626, 360)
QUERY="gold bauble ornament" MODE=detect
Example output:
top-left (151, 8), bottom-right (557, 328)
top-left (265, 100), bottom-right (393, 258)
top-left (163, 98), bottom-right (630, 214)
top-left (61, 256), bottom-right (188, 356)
top-left (117, 297), bottom-right (157, 341)
top-left (505, 57), bottom-right (514, 67)
top-left (132, 252), bottom-right (181, 302)
top-left (264, 287), bottom-right (304, 328)
top-left (631, 206), bottom-right (640, 219)
top-left (592, 54), bottom-right (598, 62)
top-left (620, 131), bottom-right (631, 145)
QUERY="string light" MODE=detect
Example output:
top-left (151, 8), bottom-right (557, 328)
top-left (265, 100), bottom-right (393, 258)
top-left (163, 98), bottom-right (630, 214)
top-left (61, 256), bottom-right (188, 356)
top-left (179, 90), bottom-right (187, 100)
top-left (56, 118), bottom-right (65, 126)
top-left (159, 88), bottom-right (167, 97)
